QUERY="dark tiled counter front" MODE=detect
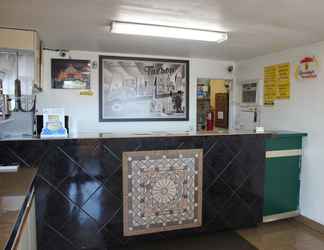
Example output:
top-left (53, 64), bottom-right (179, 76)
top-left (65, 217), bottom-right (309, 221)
top-left (0, 134), bottom-right (267, 250)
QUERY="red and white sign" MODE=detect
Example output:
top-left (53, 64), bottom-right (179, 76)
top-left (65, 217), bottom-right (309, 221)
top-left (295, 56), bottom-right (320, 80)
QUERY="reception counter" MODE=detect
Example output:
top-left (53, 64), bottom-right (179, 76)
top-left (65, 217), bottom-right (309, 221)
top-left (0, 130), bottom-right (291, 249)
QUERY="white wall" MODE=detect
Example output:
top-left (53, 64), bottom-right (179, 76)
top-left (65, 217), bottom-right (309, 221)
top-left (37, 50), bottom-right (234, 134)
top-left (236, 41), bottom-right (324, 225)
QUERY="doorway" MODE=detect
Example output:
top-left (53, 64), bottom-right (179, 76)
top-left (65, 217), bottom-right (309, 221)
top-left (197, 79), bottom-right (231, 131)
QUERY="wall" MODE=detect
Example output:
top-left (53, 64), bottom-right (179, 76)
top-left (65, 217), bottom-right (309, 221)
top-left (236, 41), bottom-right (324, 225)
top-left (37, 50), bottom-right (234, 134)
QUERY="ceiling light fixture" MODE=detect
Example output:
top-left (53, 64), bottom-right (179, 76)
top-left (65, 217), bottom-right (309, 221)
top-left (108, 21), bottom-right (228, 43)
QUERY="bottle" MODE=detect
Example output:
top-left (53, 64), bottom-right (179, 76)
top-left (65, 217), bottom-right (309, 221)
top-left (206, 110), bottom-right (214, 131)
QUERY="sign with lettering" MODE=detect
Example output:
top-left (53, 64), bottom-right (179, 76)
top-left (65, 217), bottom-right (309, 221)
top-left (295, 56), bottom-right (320, 80)
top-left (264, 63), bottom-right (291, 105)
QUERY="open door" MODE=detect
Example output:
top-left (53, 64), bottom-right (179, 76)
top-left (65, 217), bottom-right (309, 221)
top-left (214, 93), bottom-right (229, 128)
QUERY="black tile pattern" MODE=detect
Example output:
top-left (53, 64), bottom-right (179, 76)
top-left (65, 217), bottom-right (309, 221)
top-left (111, 231), bottom-right (257, 250)
top-left (0, 135), bottom-right (266, 250)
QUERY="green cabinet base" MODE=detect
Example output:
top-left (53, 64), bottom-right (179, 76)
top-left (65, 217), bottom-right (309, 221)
top-left (264, 133), bottom-right (306, 220)
top-left (264, 156), bottom-right (301, 216)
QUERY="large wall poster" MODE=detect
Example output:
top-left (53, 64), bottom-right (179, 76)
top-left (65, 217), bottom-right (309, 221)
top-left (99, 56), bottom-right (189, 122)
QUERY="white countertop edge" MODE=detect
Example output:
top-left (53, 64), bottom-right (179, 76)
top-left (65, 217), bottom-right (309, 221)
top-left (0, 129), bottom-right (272, 142)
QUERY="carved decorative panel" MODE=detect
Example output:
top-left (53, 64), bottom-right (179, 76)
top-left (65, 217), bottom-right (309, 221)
top-left (123, 149), bottom-right (203, 236)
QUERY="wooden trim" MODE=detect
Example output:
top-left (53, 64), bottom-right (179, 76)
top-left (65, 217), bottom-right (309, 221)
top-left (12, 190), bottom-right (34, 250)
top-left (266, 149), bottom-right (302, 158)
top-left (263, 210), bottom-right (300, 223)
top-left (295, 215), bottom-right (324, 235)
top-left (0, 27), bottom-right (38, 33)
top-left (0, 28), bottom-right (37, 50)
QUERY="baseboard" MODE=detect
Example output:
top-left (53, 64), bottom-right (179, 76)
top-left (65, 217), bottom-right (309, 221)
top-left (295, 215), bottom-right (324, 235)
top-left (263, 211), bottom-right (299, 223)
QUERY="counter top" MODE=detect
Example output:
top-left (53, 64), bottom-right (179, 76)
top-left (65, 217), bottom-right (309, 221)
top-left (0, 167), bottom-right (37, 249)
top-left (0, 129), bottom-right (307, 142)
top-left (0, 129), bottom-right (275, 142)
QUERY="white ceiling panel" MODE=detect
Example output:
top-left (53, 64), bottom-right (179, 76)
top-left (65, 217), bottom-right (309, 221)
top-left (1, 0), bottom-right (324, 60)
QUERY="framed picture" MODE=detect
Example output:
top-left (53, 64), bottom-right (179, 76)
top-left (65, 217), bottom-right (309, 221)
top-left (51, 59), bottom-right (91, 89)
top-left (99, 56), bottom-right (189, 122)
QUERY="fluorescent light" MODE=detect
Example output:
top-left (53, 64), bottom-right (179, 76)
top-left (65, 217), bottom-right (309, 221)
top-left (109, 21), bottom-right (228, 43)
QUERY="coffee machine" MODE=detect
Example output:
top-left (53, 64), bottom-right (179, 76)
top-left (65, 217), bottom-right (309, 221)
top-left (0, 51), bottom-right (36, 138)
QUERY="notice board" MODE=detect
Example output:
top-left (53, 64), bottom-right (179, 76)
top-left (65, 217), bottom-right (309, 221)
top-left (264, 63), bottom-right (290, 105)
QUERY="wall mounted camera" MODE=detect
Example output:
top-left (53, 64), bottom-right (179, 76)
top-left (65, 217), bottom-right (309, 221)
top-left (43, 47), bottom-right (72, 59)
top-left (58, 49), bottom-right (69, 58)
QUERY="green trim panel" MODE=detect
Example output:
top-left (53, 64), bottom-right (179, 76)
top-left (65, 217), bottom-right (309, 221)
top-left (269, 132), bottom-right (307, 138)
top-left (263, 156), bottom-right (301, 216)
top-left (266, 136), bottom-right (303, 151)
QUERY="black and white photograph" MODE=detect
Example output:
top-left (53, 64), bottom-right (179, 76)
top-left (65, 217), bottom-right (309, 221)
top-left (99, 56), bottom-right (189, 121)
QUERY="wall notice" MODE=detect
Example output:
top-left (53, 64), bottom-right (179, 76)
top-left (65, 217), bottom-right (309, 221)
top-left (277, 63), bottom-right (290, 99)
top-left (264, 63), bottom-right (290, 105)
top-left (264, 65), bottom-right (277, 105)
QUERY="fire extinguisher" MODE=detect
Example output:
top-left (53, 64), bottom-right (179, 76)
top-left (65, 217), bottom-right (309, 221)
top-left (206, 110), bottom-right (214, 131)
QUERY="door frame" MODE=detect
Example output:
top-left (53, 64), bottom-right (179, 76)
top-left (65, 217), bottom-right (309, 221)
top-left (196, 78), bottom-right (235, 130)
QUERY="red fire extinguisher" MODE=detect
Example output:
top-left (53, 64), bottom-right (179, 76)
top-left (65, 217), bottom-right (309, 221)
top-left (206, 110), bottom-right (214, 131)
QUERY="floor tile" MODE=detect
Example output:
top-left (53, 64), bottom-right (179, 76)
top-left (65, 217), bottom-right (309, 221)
top-left (238, 219), bottom-right (324, 250)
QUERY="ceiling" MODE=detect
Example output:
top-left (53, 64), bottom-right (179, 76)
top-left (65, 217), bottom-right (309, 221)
top-left (1, 0), bottom-right (324, 60)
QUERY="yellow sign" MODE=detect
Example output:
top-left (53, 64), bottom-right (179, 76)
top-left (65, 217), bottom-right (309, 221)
top-left (80, 90), bottom-right (94, 96)
top-left (277, 63), bottom-right (290, 99)
top-left (264, 63), bottom-right (290, 105)
top-left (264, 65), bottom-right (277, 105)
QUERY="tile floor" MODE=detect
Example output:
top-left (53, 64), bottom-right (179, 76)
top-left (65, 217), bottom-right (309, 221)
top-left (238, 219), bottom-right (324, 250)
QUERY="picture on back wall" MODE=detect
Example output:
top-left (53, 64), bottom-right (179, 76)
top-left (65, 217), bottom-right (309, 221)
top-left (99, 56), bottom-right (189, 122)
top-left (51, 59), bottom-right (91, 89)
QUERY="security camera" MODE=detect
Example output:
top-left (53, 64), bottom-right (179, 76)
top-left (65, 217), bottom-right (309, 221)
top-left (59, 49), bottom-right (68, 57)
top-left (227, 65), bottom-right (234, 73)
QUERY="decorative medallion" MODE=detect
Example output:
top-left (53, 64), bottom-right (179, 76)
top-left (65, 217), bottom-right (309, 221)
top-left (123, 149), bottom-right (203, 236)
